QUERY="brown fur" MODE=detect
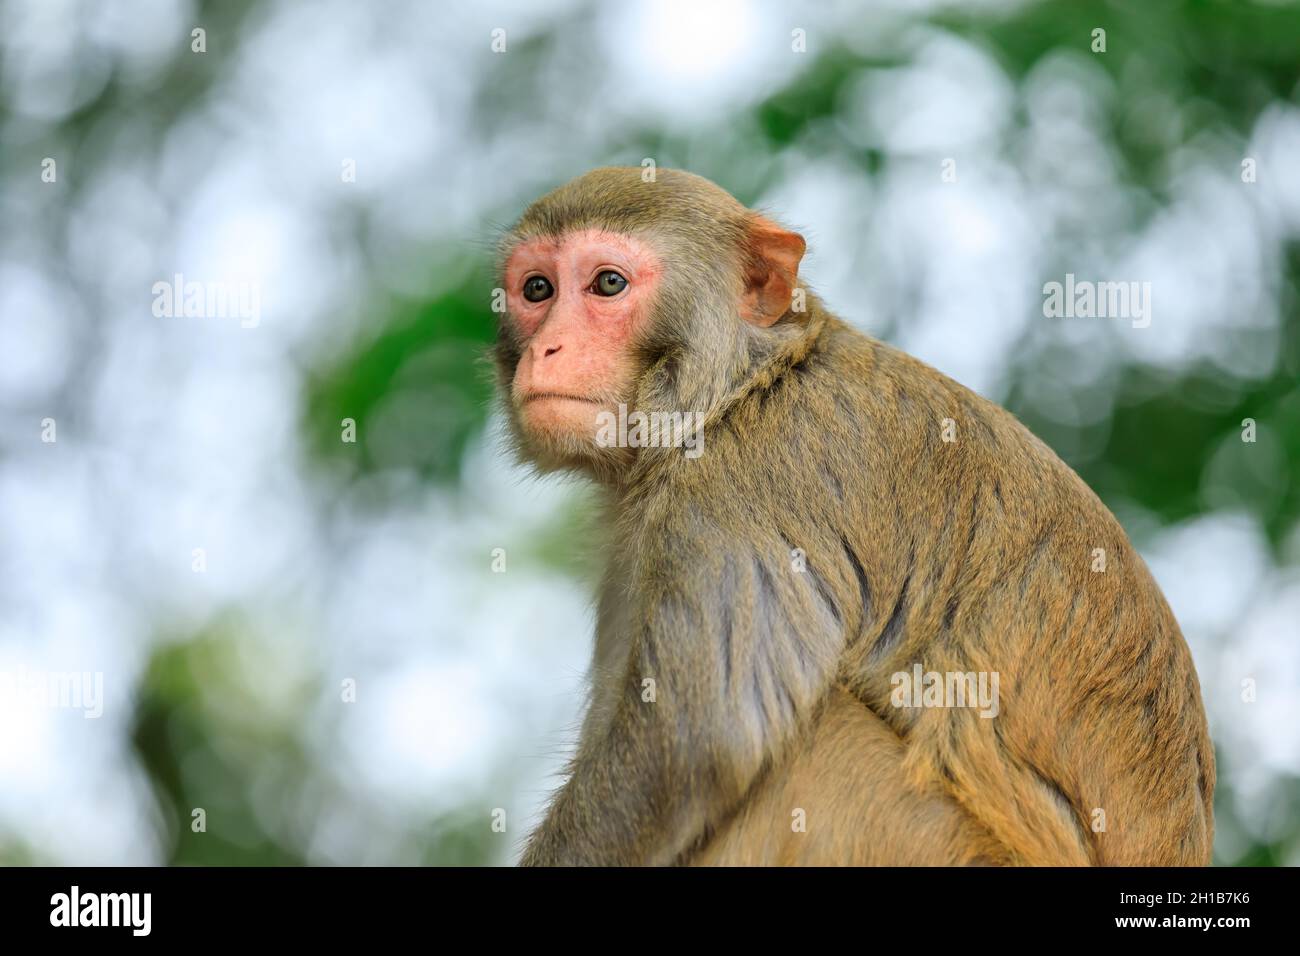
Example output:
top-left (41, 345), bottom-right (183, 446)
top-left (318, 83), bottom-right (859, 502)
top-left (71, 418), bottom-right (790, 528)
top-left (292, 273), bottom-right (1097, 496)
top-left (499, 168), bottom-right (1214, 866)
top-left (692, 688), bottom-right (1010, 865)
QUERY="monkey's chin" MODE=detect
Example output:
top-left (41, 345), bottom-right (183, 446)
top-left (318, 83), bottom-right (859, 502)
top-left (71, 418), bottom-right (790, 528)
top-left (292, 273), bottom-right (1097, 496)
top-left (515, 400), bottom-right (628, 478)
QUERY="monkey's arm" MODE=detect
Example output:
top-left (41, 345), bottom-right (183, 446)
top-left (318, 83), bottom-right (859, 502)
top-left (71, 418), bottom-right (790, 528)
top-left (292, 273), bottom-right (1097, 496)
top-left (520, 527), bottom-right (845, 866)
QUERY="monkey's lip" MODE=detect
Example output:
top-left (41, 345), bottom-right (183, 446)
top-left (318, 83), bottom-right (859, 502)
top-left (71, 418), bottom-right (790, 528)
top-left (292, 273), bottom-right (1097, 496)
top-left (520, 392), bottom-right (602, 406)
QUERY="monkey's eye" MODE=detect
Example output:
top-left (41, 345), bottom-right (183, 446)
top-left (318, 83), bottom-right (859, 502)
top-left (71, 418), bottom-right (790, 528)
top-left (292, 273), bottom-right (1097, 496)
top-left (523, 276), bottom-right (554, 302)
top-left (591, 270), bottom-right (628, 297)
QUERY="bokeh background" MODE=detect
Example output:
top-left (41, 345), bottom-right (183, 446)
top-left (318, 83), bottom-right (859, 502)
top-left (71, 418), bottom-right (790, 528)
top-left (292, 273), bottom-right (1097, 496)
top-left (1, 0), bottom-right (1298, 866)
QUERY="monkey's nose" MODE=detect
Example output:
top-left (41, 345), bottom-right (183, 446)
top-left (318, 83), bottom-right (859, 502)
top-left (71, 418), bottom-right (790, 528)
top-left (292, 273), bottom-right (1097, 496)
top-left (543, 345), bottom-right (562, 358)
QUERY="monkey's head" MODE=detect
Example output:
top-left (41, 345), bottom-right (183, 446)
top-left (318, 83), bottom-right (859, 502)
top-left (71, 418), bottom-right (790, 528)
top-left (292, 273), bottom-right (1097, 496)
top-left (495, 167), bottom-right (808, 481)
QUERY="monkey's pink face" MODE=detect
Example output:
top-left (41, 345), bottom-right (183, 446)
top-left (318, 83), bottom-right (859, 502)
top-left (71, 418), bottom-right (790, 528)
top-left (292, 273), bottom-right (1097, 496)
top-left (504, 229), bottom-right (664, 445)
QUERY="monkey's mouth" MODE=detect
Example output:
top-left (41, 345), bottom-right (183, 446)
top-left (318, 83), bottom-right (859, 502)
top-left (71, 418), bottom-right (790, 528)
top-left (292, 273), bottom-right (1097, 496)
top-left (520, 392), bottom-right (601, 406)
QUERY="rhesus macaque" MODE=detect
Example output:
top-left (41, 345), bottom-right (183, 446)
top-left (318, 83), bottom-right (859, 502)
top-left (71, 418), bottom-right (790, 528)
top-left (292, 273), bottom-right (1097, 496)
top-left (496, 167), bottom-right (1214, 866)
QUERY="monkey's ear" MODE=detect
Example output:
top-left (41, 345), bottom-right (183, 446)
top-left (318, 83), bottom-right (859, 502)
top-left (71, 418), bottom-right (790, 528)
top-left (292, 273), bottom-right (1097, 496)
top-left (740, 217), bottom-right (806, 328)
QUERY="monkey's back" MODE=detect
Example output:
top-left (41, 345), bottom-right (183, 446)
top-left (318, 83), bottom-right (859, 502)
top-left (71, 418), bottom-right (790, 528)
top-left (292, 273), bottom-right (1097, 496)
top-left (679, 310), bottom-right (1214, 865)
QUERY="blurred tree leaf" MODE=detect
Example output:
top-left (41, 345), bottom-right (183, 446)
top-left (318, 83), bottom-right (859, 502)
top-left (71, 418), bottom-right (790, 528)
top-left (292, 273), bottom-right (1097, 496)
top-left (303, 266), bottom-right (497, 488)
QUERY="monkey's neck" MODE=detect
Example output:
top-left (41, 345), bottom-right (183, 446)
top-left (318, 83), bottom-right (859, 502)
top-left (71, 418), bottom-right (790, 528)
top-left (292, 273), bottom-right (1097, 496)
top-left (615, 303), bottom-right (830, 494)
top-left (706, 302), bottom-right (829, 430)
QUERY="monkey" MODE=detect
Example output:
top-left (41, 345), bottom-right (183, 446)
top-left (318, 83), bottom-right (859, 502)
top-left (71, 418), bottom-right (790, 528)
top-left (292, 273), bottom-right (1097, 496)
top-left (495, 167), bottom-right (1214, 866)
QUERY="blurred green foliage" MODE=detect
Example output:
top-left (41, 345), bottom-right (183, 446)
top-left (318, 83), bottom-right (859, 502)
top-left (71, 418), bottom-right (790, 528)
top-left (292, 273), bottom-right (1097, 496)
top-left (304, 272), bottom-right (497, 488)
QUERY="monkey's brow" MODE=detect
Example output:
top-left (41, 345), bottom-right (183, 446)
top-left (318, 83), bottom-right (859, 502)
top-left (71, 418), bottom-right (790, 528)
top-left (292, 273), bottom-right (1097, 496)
top-left (511, 224), bottom-right (658, 251)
